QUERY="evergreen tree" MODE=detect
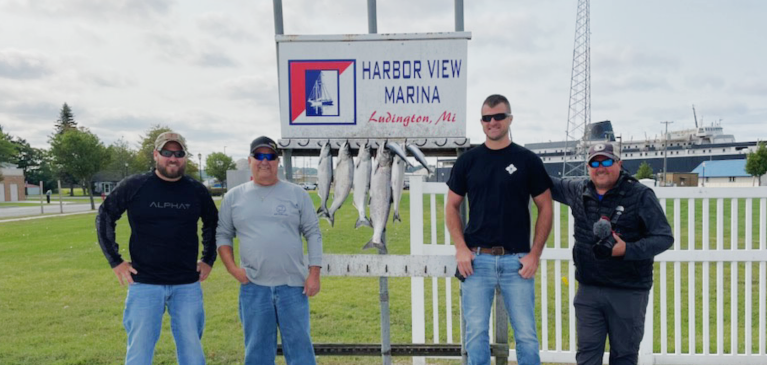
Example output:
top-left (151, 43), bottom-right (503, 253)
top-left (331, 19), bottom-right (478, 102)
top-left (745, 142), bottom-right (767, 186)
top-left (634, 161), bottom-right (654, 180)
top-left (54, 103), bottom-right (77, 135)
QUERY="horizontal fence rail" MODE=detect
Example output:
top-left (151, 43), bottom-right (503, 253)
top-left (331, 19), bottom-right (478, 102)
top-left (409, 178), bottom-right (767, 365)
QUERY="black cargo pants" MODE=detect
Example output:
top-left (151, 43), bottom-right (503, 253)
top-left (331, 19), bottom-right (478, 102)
top-left (574, 284), bottom-right (650, 365)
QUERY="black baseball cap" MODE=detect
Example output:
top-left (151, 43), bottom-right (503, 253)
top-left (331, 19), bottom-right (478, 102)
top-left (250, 136), bottom-right (279, 154)
top-left (587, 143), bottom-right (620, 163)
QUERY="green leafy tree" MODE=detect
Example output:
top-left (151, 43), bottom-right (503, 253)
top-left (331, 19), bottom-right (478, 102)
top-left (186, 159), bottom-right (201, 182)
top-left (135, 125), bottom-right (199, 180)
top-left (10, 138), bottom-right (57, 191)
top-left (25, 151), bottom-right (57, 193)
top-left (745, 142), bottom-right (767, 186)
top-left (104, 138), bottom-right (140, 180)
top-left (135, 125), bottom-right (172, 171)
top-left (205, 152), bottom-right (236, 188)
top-left (54, 103), bottom-right (77, 135)
top-left (634, 161), bottom-right (654, 180)
top-left (50, 128), bottom-right (110, 209)
top-left (0, 126), bottom-right (18, 182)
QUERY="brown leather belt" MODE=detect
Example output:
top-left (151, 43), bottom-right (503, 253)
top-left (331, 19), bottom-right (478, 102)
top-left (470, 247), bottom-right (515, 256)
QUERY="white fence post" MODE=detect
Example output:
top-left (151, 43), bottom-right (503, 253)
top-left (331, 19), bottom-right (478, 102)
top-left (410, 176), bottom-right (426, 365)
top-left (639, 288), bottom-right (654, 365)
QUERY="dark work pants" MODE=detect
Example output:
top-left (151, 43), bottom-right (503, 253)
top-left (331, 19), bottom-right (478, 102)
top-left (574, 284), bottom-right (650, 365)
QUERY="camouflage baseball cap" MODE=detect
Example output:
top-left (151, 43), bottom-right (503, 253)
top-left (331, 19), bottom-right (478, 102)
top-left (155, 131), bottom-right (188, 152)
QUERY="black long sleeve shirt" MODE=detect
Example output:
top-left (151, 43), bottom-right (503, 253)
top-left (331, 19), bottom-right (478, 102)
top-left (96, 172), bottom-right (218, 285)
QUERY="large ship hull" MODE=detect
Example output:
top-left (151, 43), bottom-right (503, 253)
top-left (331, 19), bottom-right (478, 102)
top-left (528, 120), bottom-right (759, 177)
top-left (541, 151), bottom-right (750, 177)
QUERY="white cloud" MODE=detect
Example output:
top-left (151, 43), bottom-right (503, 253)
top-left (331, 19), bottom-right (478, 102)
top-left (730, 78), bottom-right (767, 96)
top-left (1, 0), bottom-right (175, 24)
top-left (593, 44), bottom-right (679, 72)
top-left (196, 13), bottom-right (256, 42)
top-left (144, 32), bottom-right (194, 61)
top-left (220, 75), bottom-right (278, 102)
top-left (0, 49), bottom-right (52, 79)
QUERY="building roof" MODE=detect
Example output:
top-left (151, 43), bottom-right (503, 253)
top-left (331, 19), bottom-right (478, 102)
top-left (691, 159), bottom-right (751, 178)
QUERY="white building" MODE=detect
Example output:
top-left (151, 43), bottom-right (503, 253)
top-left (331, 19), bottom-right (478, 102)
top-left (692, 159), bottom-right (766, 187)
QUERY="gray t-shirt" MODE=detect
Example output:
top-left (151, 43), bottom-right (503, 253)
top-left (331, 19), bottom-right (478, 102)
top-left (216, 180), bottom-right (322, 287)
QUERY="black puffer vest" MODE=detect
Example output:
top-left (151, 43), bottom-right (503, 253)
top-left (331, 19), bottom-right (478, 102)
top-left (571, 173), bottom-right (655, 290)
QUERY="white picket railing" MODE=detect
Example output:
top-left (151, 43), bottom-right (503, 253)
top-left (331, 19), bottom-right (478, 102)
top-left (409, 177), bottom-right (767, 364)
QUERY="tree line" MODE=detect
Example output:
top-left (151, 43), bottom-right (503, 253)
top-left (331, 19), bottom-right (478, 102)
top-left (0, 103), bottom-right (236, 209)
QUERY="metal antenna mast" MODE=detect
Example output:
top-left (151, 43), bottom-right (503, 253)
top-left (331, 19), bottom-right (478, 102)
top-left (562, 0), bottom-right (591, 177)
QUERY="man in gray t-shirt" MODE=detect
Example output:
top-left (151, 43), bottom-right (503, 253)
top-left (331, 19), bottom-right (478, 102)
top-left (217, 136), bottom-right (322, 365)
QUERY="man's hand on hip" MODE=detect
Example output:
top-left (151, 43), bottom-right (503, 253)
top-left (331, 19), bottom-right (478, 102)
top-left (228, 266), bottom-right (249, 284)
top-left (456, 246), bottom-right (474, 278)
top-left (113, 261), bottom-right (137, 286)
top-left (518, 251), bottom-right (540, 279)
top-left (197, 261), bottom-right (212, 282)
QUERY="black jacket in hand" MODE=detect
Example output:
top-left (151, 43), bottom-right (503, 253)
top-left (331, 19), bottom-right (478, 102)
top-left (551, 172), bottom-right (673, 290)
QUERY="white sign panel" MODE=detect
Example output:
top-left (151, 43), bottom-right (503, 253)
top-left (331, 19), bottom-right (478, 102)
top-left (277, 33), bottom-right (470, 139)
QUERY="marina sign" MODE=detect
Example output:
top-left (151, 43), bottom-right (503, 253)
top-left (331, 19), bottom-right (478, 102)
top-left (277, 33), bottom-right (470, 140)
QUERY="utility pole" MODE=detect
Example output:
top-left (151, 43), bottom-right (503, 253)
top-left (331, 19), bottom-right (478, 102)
top-left (661, 121), bottom-right (673, 186)
top-left (198, 153), bottom-right (203, 182)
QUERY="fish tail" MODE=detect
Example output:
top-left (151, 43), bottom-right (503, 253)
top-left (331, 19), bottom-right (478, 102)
top-left (362, 240), bottom-right (386, 252)
top-left (355, 217), bottom-right (372, 229)
top-left (394, 212), bottom-right (402, 224)
top-left (362, 240), bottom-right (378, 250)
top-left (317, 206), bottom-right (330, 224)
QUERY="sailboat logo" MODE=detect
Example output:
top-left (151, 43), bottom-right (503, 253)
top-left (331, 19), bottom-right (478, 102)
top-left (288, 59), bottom-right (356, 125)
top-left (305, 70), bottom-right (339, 117)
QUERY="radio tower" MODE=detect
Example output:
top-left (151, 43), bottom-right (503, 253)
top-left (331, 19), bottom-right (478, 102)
top-left (561, 0), bottom-right (591, 177)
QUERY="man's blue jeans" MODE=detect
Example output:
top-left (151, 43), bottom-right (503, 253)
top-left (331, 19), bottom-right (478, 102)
top-left (461, 253), bottom-right (540, 365)
top-left (239, 283), bottom-right (316, 365)
top-left (123, 282), bottom-right (206, 365)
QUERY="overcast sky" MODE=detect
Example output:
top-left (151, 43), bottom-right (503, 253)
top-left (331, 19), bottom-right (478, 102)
top-left (1, 0), bottom-right (765, 165)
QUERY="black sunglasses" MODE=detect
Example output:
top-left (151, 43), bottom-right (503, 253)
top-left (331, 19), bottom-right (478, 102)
top-left (481, 113), bottom-right (511, 122)
top-left (252, 152), bottom-right (278, 161)
top-left (159, 150), bottom-right (186, 158)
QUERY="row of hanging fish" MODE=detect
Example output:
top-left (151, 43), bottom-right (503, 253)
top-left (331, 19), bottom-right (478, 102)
top-left (314, 140), bottom-right (431, 253)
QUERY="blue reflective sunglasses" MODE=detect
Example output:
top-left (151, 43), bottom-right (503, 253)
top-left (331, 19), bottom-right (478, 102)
top-left (589, 158), bottom-right (615, 168)
top-left (252, 152), bottom-right (277, 161)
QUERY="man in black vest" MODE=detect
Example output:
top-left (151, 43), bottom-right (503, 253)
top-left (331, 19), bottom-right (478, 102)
top-left (551, 143), bottom-right (673, 365)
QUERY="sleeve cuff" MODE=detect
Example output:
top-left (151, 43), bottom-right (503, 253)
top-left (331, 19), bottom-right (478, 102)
top-left (216, 239), bottom-right (234, 248)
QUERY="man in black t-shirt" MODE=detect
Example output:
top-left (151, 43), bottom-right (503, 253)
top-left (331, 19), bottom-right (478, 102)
top-left (446, 94), bottom-right (553, 365)
top-left (96, 131), bottom-right (218, 365)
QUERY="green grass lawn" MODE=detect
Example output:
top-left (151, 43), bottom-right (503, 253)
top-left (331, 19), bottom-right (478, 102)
top-left (0, 191), bottom-right (764, 364)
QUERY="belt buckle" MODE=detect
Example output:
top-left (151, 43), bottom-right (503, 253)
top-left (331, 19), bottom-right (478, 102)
top-left (491, 247), bottom-right (505, 256)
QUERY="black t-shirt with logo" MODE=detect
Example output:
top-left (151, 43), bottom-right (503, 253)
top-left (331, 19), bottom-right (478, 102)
top-left (447, 143), bottom-right (552, 253)
top-left (96, 172), bottom-right (218, 285)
